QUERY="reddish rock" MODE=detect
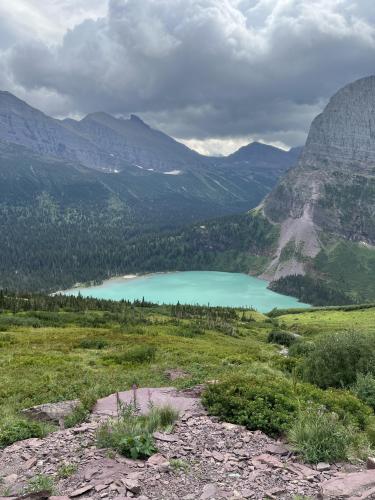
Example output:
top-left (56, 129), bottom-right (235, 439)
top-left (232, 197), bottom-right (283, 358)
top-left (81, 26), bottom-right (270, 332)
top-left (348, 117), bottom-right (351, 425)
top-left (253, 454), bottom-right (284, 469)
top-left (147, 453), bottom-right (169, 468)
top-left (319, 470), bottom-right (375, 499)
top-left (69, 485), bottom-right (94, 497)
top-left (94, 387), bottom-right (200, 417)
top-left (288, 462), bottom-right (319, 478)
top-left (264, 444), bottom-right (289, 456)
top-left (153, 432), bottom-right (179, 442)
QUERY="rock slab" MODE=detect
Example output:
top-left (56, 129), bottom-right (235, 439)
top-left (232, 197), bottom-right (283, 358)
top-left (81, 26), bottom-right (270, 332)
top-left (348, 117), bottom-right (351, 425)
top-left (319, 470), bottom-right (375, 499)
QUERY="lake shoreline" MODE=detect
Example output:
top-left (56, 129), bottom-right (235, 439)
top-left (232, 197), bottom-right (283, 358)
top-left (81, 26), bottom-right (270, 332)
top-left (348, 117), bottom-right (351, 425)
top-left (54, 270), bottom-right (180, 295)
top-left (59, 270), bottom-right (310, 312)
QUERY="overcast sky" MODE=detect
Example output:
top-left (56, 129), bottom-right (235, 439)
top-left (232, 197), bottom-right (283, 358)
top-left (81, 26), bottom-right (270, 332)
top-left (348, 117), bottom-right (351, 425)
top-left (1, 0), bottom-right (374, 155)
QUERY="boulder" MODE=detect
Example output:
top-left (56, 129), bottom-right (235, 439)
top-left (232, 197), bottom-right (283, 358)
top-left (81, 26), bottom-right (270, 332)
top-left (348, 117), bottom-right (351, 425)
top-left (21, 400), bottom-right (80, 425)
top-left (319, 470), bottom-right (375, 499)
top-left (94, 387), bottom-right (200, 417)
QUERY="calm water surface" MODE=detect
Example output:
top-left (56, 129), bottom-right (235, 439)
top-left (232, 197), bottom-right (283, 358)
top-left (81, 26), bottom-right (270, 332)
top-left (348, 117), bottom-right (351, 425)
top-left (63, 271), bottom-right (309, 312)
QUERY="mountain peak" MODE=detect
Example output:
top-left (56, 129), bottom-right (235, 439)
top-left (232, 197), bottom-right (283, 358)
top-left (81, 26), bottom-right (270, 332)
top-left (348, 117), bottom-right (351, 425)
top-left (301, 74), bottom-right (375, 168)
top-left (262, 75), bottom-right (375, 281)
top-left (129, 114), bottom-right (149, 128)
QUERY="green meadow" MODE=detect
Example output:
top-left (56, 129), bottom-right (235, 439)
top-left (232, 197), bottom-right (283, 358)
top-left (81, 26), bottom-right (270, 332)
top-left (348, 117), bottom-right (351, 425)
top-left (1, 293), bottom-right (375, 463)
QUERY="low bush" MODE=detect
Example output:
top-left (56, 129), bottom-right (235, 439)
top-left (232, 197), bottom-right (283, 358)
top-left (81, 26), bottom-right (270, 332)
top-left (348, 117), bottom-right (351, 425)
top-left (64, 391), bottom-right (99, 428)
top-left (0, 417), bottom-right (51, 448)
top-left (288, 340), bottom-right (315, 358)
top-left (302, 331), bottom-right (375, 388)
top-left (57, 463), bottom-right (77, 479)
top-left (202, 372), bottom-right (372, 437)
top-left (202, 374), bottom-right (299, 436)
top-left (64, 404), bottom-right (90, 429)
top-left (104, 345), bottom-right (157, 365)
top-left (267, 330), bottom-right (298, 347)
top-left (25, 474), bottom-right (55, 494)
top-left (96, 403), bottom-right (178, 459)
top-left (78, 338), bottom-right (109, 350)
top-left (287, 407), bottom-right (367, 463)
top-left (352, 373), bottom-right (375, 411)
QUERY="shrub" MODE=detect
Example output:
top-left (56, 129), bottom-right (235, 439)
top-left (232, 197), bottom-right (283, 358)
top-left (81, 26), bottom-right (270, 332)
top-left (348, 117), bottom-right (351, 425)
top-left (0, 417), bottom-right (50, 448)
top-left (174, 325), bottom-right (205, 338)
top-left (146, 404), bottom-right (179, 432)
top-left (57, 463), bottom-right (77, 479)
top-left (202, 373), bottom-right (372, 437)
top-left (288, 340), bottom-right (315, 358)
top-left (288, 408), bottom-right (357, 463)
top-left (104, 345), bottom-right (157, 365)
top-left (65, 392), bottom-right (98, 428)
top-left (302, 331), bottom-right (375, 388)
top-left (170, 458), bottom-right (189, 472)
top-left (267, 330), bottom-right (298, 347)
top-left (64, 404), bottom-right (90, 428)
top-left (202, 374), bottom-right (299, 436)
top-left (25, 474), bottom-right (55, 494)
top-left (78, 338), bottom-right (109, 349)
top-left (352, 373), bottom-right (375, 411)
top-left (96, 403), bottom-right (178, 459)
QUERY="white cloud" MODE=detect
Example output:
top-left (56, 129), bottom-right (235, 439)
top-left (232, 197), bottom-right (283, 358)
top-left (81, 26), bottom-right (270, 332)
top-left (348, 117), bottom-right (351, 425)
top-left (179, 137), bottom-right (289, 156)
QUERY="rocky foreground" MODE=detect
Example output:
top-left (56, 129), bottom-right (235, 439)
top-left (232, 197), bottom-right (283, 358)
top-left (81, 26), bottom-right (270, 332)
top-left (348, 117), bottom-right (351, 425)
top-left (1, 387), bottom-right (374, 500)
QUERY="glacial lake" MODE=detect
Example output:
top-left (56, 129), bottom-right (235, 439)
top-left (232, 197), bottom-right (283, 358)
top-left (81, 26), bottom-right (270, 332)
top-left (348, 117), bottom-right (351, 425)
top-left (63, 271), bottom-right (309, 312)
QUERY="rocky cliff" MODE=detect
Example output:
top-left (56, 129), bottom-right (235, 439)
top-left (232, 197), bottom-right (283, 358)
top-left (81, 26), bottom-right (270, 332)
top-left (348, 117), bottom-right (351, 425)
top-left (262, 76), bottom-right (375, 280)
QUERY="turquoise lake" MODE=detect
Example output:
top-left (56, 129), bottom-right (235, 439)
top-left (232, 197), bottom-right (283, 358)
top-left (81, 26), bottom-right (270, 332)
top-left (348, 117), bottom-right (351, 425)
top-left (63, 271), bottom-right (309, 312)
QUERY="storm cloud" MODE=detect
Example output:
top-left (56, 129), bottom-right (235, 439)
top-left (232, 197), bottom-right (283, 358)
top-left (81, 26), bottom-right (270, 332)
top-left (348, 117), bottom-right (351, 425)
top-left (1, 0), bottom-right (375, 153)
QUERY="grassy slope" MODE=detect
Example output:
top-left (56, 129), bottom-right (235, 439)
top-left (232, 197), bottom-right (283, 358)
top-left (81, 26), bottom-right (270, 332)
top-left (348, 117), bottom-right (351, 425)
top-left (1, 302), bottom-right (375, 429)
top-left (0, 307), bottom-right (275, 425)
top-left (277, 306), bottom-right (375, 338)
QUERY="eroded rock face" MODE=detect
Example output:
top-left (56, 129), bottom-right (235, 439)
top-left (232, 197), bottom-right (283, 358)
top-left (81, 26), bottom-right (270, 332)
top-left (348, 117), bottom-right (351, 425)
top-left (262, 76), bottom-right (375, 280)
top-left (303, 76), bottom-right (375, 168)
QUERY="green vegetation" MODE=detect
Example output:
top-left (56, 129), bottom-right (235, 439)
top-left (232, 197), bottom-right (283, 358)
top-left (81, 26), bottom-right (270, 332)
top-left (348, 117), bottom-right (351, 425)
top-left (25, 474), bottom-right (55, 495)
top-left (78, 338), bottom-right (109, 350)
top-left (170, 458), bottom-right (190, 472)
top-left (96, 403), bottom-right (178, 459)
top-left (0, 417), bottom-right (51, 448)
top-left (352, 374), bottom-right (375, 411)
top-left (287, 408), bottom-right (361, 463)
top-left (202, 371), bottom-right (371, 436)
top-left (57, 463), bottom-right (78, 479)
top-left (271, 240), bottom-right (375, 306)
top-left (0, 292), bottom-right (375, 464)
top-left (103, 345), bottom-right (157, 365)
top-left (267, 329), bottom-right (298, 347)
top-left (302, 331), bottom-right (375, 388)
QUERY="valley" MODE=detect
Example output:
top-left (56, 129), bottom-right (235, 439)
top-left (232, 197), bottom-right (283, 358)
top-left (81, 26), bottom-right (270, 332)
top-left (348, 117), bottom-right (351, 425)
top-left (1, 4), bottom-right (375, 499)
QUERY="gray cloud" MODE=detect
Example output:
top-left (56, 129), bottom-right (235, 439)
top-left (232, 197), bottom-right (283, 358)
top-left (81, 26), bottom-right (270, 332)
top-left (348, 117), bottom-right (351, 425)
top-left (2, 0), bottom-right (375, 149)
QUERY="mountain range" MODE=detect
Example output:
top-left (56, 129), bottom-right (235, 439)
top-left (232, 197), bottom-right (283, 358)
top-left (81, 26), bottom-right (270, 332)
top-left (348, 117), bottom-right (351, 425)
top-left (0, 90), bottom-right (298, 291)
top-left (0, 78), bottom-right (373, 305)
top-left (0, 90), bottom-right (299, 219)
top-left (111, 76), bottom-right (375, 306)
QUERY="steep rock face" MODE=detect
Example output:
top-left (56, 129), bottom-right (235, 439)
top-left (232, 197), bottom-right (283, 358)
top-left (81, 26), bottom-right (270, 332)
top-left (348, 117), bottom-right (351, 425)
top-left (262, 76), bottom-right (375, 280)
top-left (0, 91), bottom-right (113, 171)
top-left (0, 91), bottom-right (205, 172)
